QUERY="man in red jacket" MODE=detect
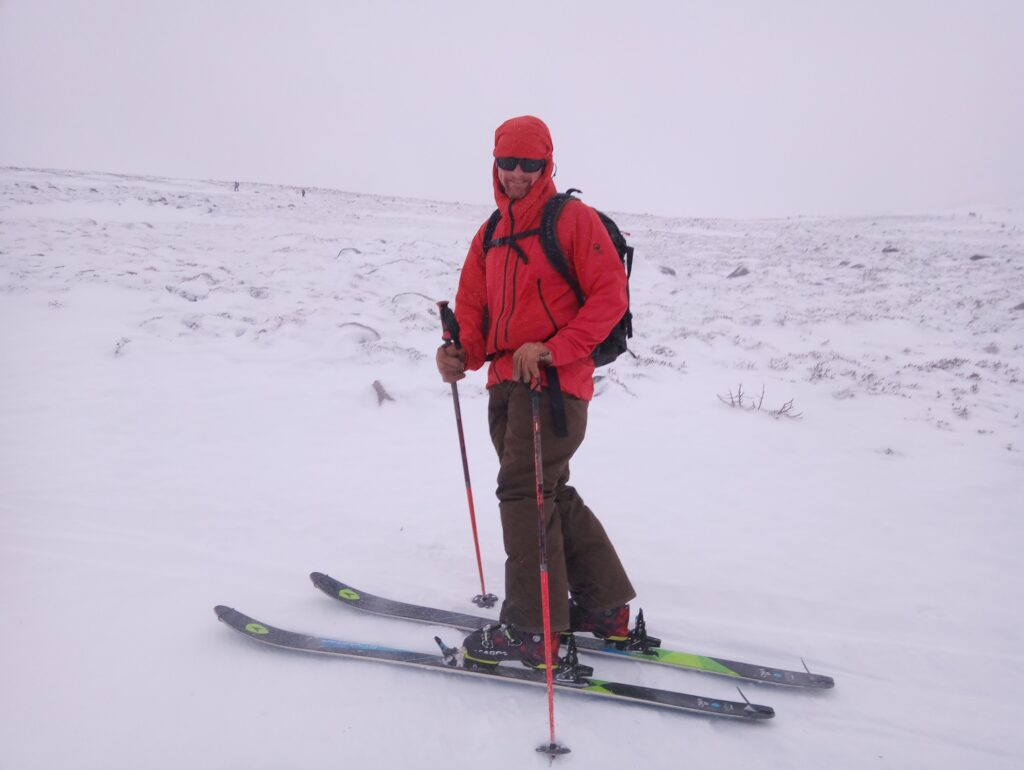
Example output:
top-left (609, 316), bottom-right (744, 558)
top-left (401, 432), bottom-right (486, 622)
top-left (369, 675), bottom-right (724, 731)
top-left (436, 115), bottom-right (635, 669)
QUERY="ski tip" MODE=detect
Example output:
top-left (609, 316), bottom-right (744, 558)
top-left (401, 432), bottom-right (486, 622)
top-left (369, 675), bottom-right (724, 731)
top-left (736, 686), bottom-right (775, 719)
top-left (800, 657), bottom-right (836, 688)
top-left (214, 605), bottom-right (234, 620)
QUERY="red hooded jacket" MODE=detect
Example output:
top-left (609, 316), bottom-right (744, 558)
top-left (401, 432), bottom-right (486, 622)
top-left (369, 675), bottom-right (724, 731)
top-left (453, 116), bottom-right (627, 401)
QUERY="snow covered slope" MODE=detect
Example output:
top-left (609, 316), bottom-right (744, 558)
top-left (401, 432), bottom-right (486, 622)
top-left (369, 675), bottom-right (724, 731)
top-left (1, 166), bottom-right (1021, 768)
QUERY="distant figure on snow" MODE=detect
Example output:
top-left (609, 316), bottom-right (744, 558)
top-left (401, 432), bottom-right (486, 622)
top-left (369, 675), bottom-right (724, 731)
top-left (233, 181), bottom-right (239, 192)
top-left (436, 115), bottom-right (636, 670)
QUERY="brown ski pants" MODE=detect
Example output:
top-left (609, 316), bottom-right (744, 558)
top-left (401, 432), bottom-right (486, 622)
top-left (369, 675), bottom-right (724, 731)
top-left (487, 381), bottom-right (635, 633)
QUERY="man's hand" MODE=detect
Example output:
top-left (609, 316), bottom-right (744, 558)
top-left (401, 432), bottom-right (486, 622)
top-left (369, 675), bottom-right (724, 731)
top-left (512, 342), bottom-right (552, 386)
top-left (436, 343), bottom-right (467, 383)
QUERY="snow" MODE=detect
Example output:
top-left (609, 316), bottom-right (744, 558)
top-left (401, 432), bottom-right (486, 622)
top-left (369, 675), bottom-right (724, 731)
top-left (1, 166), bottom-right (1022, 769)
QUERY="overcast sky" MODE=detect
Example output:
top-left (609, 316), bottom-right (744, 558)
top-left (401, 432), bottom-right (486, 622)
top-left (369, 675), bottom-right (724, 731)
top-left (2, 0), bottom-right (1021, 218)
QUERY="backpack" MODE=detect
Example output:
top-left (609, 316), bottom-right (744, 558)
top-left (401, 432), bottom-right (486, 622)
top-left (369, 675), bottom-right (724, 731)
top-left (482, 188), bottom-right (634, 367)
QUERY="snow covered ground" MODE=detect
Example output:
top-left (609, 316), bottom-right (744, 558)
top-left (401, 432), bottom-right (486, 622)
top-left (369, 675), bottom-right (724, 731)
top-left (1, 166), bottom-right (1021, 769)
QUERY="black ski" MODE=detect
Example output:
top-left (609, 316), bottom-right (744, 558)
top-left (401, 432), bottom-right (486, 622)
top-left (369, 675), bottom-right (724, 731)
top-left (214, 605), bottom-right (774, 721)
top-left (310, 572), bottom-right (834, 689)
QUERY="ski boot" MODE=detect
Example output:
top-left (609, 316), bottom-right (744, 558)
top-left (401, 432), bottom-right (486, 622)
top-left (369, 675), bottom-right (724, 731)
top-left (569, 598), bottom-right (631, 643)
top-left (460, 623), bottom-right (560, 670)
top-left (435, 627), bottom-right (595, 686)
top-left (569, 600), bottom-right (662, 653)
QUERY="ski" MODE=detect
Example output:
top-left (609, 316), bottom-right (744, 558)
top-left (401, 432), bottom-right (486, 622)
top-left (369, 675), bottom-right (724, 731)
top-left (214, 605), bottom-right (774, 721)
top-left (310, 572), bottom-right (834, 689)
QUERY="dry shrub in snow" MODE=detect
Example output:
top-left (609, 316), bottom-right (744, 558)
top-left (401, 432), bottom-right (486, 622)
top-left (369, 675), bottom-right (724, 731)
top-left (717, 384), bottom-right (803, 419)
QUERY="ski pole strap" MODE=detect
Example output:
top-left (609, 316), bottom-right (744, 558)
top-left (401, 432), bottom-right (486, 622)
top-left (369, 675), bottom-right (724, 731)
top-left (437, 300), bottom-right (462, 349)
top-left (546, 368), bottom-right (569, 438)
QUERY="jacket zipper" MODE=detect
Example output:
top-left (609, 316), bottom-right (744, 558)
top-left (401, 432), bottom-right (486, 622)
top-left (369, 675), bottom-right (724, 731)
top-left (494, 203), bottom-right (521, 350)
top-left (503, 257), bottom-right (521, 344)
top-left (492, 247), bottom-right (512, 351)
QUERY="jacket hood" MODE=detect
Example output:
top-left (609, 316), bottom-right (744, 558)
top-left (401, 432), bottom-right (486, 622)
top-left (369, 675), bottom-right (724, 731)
top-left (491, 115), bottom-right (556, 212)
top-left (493, 115), bottom-right (553, 161)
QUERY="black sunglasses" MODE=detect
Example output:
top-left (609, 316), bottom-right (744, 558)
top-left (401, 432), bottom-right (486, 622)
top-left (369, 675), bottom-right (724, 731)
top-left (495, 157), bottom-right (546, 173)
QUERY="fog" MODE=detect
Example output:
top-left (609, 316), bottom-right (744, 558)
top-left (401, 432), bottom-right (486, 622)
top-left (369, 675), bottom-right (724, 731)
top-left (2, 0), bottom-right (1021, 217)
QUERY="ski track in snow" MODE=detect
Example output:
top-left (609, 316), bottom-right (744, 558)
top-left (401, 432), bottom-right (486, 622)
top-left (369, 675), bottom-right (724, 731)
top-left (1, 166), bottom-right (1022, 769)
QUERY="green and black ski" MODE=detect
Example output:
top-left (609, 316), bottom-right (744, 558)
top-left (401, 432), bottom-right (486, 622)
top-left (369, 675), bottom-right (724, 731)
top-left (214, 605), bottom-right (774, 721)
top-left (310, 571), bottom-right (834, 689)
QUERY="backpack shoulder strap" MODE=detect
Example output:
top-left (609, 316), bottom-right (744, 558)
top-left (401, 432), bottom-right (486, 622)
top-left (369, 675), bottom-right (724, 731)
top-left (482, 208), bottom-right (541, 264)
top-left (481, 209), bottom-right (502, 252)
top-left (540, 190), bottom-right (586, 306)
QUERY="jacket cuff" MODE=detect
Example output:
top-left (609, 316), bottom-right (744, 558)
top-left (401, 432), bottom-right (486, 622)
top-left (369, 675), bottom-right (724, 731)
top-left (544, 337), bottom-right (567, 368)
top-left (462, 342), bottom-right (487, 372)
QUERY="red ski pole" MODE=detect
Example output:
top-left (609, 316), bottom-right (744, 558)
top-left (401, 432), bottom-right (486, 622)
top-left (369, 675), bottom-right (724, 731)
top-left (530, 384), bottom-right (569, 757)
top-left (437, 301), bottom-right (497, 609)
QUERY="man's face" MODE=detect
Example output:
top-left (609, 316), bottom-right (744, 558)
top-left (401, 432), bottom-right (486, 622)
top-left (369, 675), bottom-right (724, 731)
top-left (497, 161), bottom-right (544, 201)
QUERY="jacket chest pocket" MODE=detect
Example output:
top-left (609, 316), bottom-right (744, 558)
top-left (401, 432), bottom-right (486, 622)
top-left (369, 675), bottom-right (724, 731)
top-left (535, 279), bottom-right (559, 338)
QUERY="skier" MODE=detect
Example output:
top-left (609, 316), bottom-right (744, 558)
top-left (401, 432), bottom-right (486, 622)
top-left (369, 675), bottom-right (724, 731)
top-left (436, 115), bottom-right (635, 669)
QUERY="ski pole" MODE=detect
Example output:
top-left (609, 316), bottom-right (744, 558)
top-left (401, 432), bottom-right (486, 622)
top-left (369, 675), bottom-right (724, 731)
top-left (437, 300), bottom-right (497, 609)
top-left (530, 383), bottom-right (569, 757)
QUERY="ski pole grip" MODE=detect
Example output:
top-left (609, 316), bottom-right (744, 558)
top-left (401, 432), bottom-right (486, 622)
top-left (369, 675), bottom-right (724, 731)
top-left (437, 300), bottom-right (462, 349)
